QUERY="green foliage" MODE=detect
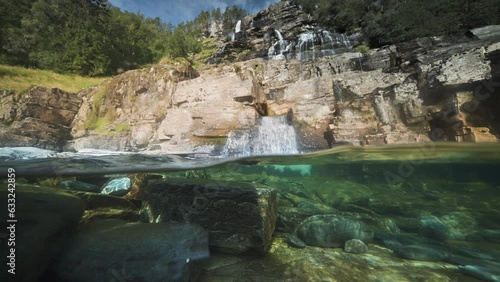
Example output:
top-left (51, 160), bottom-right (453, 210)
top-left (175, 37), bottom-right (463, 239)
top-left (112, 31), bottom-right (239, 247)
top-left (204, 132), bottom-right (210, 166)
top-left (191, 38), bottom-right (220, 69)
top-left (353, 44), bottom-right (370, 54)
top-left (1, 0), bottom-right (173, 76)
top-left (223, 5), bottom-right (247, 32)
top-left (0, 1), bottom-right (248, 74)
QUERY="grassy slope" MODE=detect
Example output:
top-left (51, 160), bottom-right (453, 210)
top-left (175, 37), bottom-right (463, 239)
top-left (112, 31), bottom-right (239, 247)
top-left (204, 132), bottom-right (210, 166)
top-left (191, 37), bottom-right (220, 69)
top-left (0, 64), bottom-right (107, 93)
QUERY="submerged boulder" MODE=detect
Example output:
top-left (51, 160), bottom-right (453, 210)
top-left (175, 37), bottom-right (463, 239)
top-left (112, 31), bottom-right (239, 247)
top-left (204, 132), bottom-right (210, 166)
top-left (296, 214), bottom-right (373, 248)
top-left (143, 178), bottom-right (277, 254)
top-left (344, 239), bottom-right (368, 254)
top-left (60, 180), bottom-right (100, 193)
top-left (49, 219), bottom-right (209, 282)
top-left (101, 177), bottom-right (131, 196)
top-left (315, 180), bottom-right (373, 208)
top-left (0, 185), bottom-right (84, 282)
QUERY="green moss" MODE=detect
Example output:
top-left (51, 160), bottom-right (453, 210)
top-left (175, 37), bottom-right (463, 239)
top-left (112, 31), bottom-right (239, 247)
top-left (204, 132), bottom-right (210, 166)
top-left (115, 123), bottom-right (131, 133)
top-left (237, 49), bottom-right (250, 59)
top-left (84, 81), bottom-right (117, 131)
top-left (94, 116), bottom-right (110, 132)
top-left (254, 63), bottom-right (264, 75)
top-left (83, 112), bottom-right (99, 130)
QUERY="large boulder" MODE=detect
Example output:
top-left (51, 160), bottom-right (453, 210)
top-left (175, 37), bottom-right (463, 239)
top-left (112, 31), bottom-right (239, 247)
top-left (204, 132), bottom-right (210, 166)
top-left (142, 178), bottom-right (277, 254)
top-left (315, 180), bottom-right (373, 208)
top-left (48, 220), bottom-right (209, 282)
top-left (296, 214), bottom-right (374, 248)
top-left (0, 184), bottom-right (84, 282)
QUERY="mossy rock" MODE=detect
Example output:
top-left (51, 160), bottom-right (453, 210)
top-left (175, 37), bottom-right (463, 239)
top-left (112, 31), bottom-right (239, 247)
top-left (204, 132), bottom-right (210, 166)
top-left (315, 180), bottom-right (372, 208)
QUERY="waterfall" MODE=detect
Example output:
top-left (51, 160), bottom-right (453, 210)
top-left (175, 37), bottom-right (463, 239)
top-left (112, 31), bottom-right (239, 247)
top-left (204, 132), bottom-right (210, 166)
top-left (268, 29), bottom-right (352, 61)
top-left (297, 31), bottom-right (316, 60)
top-left (235, 20), bottom-right (242, 33)
top-left (232, 20), bottom-right (242, 41)
top-left (223, 116), bottom-right (298, 157)
top-left (268, 29), bottom-right (291, 60)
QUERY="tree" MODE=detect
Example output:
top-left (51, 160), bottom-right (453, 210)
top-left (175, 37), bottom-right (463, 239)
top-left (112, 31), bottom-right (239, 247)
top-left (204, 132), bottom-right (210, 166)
top-left (222, 5), bottom-right (247, 32)
top-left (194, 10), bottom-right (211, 37)
top-left (211, 7), bottom-right (222, 21)
top-left (0, 0), bottom-right (36, 65)
top-left (21, 0), bottom-right (111, 75)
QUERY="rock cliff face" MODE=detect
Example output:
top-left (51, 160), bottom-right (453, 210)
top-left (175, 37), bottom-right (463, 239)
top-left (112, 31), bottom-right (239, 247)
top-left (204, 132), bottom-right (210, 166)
top-left (2, 1), bottom-right (499, 154)
top-left (0, 87), bottom-right (82, 150)
top-left (209, 1), bottom-right (355, 64)
top-left (67, 32), bottom-right (500, 154)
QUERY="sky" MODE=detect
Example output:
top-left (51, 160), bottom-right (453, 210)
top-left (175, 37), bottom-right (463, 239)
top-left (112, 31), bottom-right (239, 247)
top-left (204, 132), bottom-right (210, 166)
top-left (108, 0), bottom-right (280, 26)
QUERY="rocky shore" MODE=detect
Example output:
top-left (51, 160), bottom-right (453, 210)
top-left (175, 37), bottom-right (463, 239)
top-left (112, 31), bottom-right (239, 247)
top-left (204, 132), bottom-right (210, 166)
top-left (1, 2), bottom-right (499, 154)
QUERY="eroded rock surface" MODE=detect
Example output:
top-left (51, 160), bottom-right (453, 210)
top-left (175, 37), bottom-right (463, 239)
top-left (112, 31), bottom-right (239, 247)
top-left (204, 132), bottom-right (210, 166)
top-left (0, 87), bottom-right (82, 150)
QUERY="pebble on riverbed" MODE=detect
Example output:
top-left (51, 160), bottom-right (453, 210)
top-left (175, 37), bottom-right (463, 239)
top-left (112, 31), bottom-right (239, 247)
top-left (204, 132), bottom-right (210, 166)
top-left (344, 239), bottom-right (368, 254)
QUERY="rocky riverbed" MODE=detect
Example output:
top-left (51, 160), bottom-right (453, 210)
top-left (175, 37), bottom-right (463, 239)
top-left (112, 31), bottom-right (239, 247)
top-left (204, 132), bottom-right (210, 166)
top-left (1, 144), bottom-right (499, 281)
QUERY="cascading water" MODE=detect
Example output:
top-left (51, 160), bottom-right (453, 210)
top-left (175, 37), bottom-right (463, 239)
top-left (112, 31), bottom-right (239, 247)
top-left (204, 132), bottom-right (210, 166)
top-left (268, 30), bottom-right (291, 60)
top-left (297, 32), bottom-right (316, 60)
top-left (231, 20), bottom-right (242, 41)
top-left (268, 28), bottom-right (353, 61)
top-left (235, 20), bottom-right (242, 33)
top-left (222, 116), bottom-right (298, 157)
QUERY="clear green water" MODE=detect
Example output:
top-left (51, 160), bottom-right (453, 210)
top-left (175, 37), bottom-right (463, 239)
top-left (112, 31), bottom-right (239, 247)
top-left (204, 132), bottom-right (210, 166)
top-left (1, 143), bottom-right (500, 281)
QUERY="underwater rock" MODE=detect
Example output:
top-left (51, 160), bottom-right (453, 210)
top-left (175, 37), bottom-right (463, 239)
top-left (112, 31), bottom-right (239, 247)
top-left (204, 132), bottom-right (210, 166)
top-left (276, 205), bottom-right (337, 233)
top-left (344, 239), bottom-right (368, 254)
top-left (380, 218), bottom-right (401, 234)
top-left (60, 180), bottom-right (100, 193)
top-left (124, 173), bottom-right (150, 200)
top-left (202, 234), bottom-right (460, 281)
top-left (374, 232), bottom-right (451, 261)
top-left (101, 177), bottom-right (131, 196)
top-left (450, 246), bottom-right (500, 263)
top-left (143, 178), bottom-right (277, 255)
top-left (419, 212), bottom-right (477, 241)
top-left (458, 265), bottom-right (500, 282)
top-left (315, 180), bottom-right (372, 208)
top-left (80, 208), bottom-right (141, 224)
top-left (49, 219), bottom-right (209, 282)
top-left (474, 229), bottom-right (500, 243)
top-left (71, 191), bottom-right (139, 210)
top-left (282, 233), bottom-right (307, 248)
top-left (0, 185), bottom-right (84, 282)
top-left (296, 214), bottom-right (373, 248)
top-left (390, 244), bottom-right (450, 262)
top-left (447, 252), bottom-right (500, 282)
top-left (419, 215), bottom-right (451, 241)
